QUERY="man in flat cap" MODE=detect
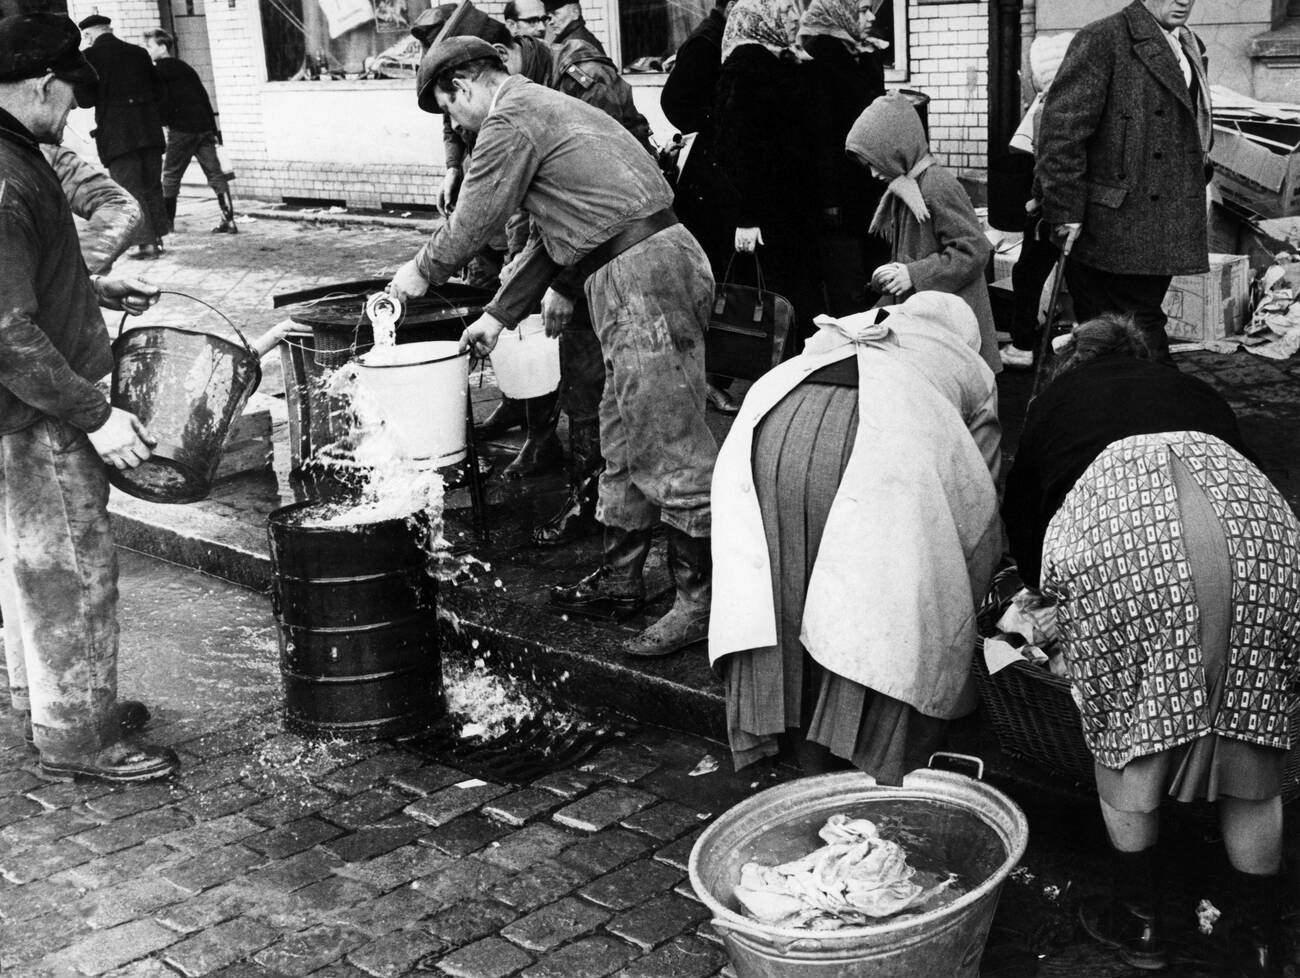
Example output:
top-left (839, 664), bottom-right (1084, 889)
top-left (389, 37), bottom-right (717, 658)
top-left (543, 0), bottom-right (604, 52)
top-left (438, 1), bottom-right (651, 544)
top-left (0, 13), bottom-right (177, 783)
top-left (76, 14), bottom-right (168, 259)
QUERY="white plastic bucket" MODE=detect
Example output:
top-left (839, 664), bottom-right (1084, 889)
top-left (490, 314), bottom-right (560, 399)
top-left (353, 341), bottom-right (468, 466)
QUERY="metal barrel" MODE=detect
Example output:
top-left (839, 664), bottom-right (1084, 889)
top-left (267, 502), bottom-right (444, 740)
top-left (109, 325), bottom-right (261, 504)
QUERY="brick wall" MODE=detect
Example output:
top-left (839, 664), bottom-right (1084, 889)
top-left (67, 0), bottom-right (164, 43)
top-left (905, 0), bottom-right (989, 178)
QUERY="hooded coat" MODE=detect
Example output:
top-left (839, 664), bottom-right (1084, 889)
top-left (846, 95), bottom-right (1000, 373)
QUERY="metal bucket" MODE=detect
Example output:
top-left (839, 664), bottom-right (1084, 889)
top-left (268, 501), bottom-right (444, 740)
top-left (109, 293), bottom-right (261, 504)
top-left (689, 762), bottom-right (1028, 978)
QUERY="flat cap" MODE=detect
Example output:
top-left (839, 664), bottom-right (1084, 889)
top-left (0, 14), bottom-right (98, 85)
top-left (415, 35), bottom-right (503, 112)
top-left (77, 14), bottom-right (112, 29)
top-left (542, 0), bottom-right (575, 13)
top-left (410, 3), bottom-right (458, 48)
top-left (412, 1), bottom-right (509, 50)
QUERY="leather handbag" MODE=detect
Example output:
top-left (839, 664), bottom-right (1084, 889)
top-left (704, 255), bottom-right (794, 382)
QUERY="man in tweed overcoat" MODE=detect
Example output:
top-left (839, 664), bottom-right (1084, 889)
top-left (1036, 0), bottom-right (1212, 358)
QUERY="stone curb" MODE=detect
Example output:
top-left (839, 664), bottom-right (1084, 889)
top-left (243, 207), bottom-right (438, 232)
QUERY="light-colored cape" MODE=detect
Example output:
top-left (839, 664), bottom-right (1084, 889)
top-left (708, 292), bottom-right (1003, 719)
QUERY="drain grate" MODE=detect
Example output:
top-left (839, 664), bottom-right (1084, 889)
top-left (402, 711), bottom-right (631, 785)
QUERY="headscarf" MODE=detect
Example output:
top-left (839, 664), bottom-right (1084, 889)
top-left (720, 0), bottom-right (801, 63)
top-left (845, 92), bottom-right (934, 242)
top-left (797, 0), bottom-right (862, 48)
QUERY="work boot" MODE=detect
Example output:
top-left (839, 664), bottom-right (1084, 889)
top-left (475, 396), bottom-right (527, 439)
top-left (532, 418), bottom-right (602, 546)
top-left (705, 382), bottom-right (740, 415)
top-left (213, 190), bottom-right (238, 234)
top-left (550, 525), bottom-right (652, 621)
top-left (129, 241), bottom-right (159, 260)
top-left (1078, 846), bottom-right (1168, 971)
top-left (500, 392), bottom-right (563, 480)
top-left (625, 528), bottom-right (710, 658)
top-left (1225, 868), bottom-right (1287, 977)
top-left (40, 738), bottom-right (179, 784)
top-left (163, 195), bottom-right (178, 234)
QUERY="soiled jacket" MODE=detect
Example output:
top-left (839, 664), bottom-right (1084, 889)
top-left (0, 111), bottom-right (113, 436)
top-left (76, 33), bottom-right (166, 165)
top-left (1035, 0), bottom-right (1210, 276)
top-left (42, 145), bottom-right (142, 275)
top-left (415, 76), bottom-right (672, 326)
top-left (709, 292), bottom-right (1002, 719)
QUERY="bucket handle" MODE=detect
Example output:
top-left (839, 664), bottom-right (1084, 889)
top-left (927, 751), bottom-right (985, 781)
top-left (710, 916), bottom-right (824, 954)
top-left (115, 290), bottom-right (256, 358)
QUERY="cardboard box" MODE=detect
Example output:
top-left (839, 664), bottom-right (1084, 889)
top-left (1210, 121), bottom-right (1300, 218)
top-left (1161, 253), bottom-right (1251, 342)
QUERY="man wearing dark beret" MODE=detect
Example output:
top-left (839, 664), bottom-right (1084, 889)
top-left (389, 37), bottom-right (717, 659)
top-left (76, 15), bottom-right (168, 259)
top-left (543, 0), bottom-right (604, 52)
top-left (0, 13), bottom-right (177, 783)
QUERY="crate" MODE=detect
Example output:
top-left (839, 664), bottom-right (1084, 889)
top-left (1211, 121), bottom-right (1300, 219)
top-left (973, 579), bottom-right (1300, 800)
top-left (1161, 253), bottom-right (1250, 343)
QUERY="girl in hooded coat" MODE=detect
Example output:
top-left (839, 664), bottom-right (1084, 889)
top-left (847, 92), bottom-right (1002, 373)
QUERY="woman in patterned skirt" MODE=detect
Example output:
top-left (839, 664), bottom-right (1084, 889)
top-left (710, 291), bottom-right (1002, 783)
top-left (1003, 314), bottom-right (1300, 976)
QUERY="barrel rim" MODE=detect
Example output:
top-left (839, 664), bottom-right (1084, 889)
top-left (687, 769), bottom-right (1028, 944)
top-left (267, 500), bottom-right (432, 534)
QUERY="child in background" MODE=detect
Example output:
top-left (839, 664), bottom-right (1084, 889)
top-left (1001, 32), bottom-right (1074, 370)
top-left (845, 92), bottom-right (1001, 373)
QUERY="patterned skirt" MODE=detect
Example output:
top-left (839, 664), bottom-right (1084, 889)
top-left (721, 381), bottom-right (946, 784)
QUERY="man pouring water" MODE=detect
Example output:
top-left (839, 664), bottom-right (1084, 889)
top-left (0, 14), bottom-right (178, 783)
top-left (387, 37), bottom-right (717, 658)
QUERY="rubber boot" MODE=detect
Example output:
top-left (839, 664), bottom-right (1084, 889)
top-left (549, 525), bottom-right (652, 621)
top-left (475, 396), bottom-right (527, 439)
top-left (532, 418), bottom-right (602, 546)
top-left (500, 392), bottom-right (564, 481)
top-left (1227, 869), bottom-right (1286, 977)
top-left (213, 190), bottom-right (238, 234)
top-left (625, 528), bottom-right (711, 658)
top-left (1078, 846), bottom-right (1169, 971)
top-left (163, 195), bottom-right (178, 234)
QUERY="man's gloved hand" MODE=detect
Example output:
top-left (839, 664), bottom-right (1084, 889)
top-left (438, 167), bottom-right (462, 215)
top-left (734, 226), bottom-right (763, 253)
top-left (1053, 222), bottom-right (1082, 253)
top-left (541, 288), bottom-right (574, 338)
top-left (94, 276), bottom-right (160, 315)
top-left (87, 406), bottom-right (155, 470)
top-left (387, 259), bottom-right (429, 303)
top-left (460, 312), bottom-right (506, 358)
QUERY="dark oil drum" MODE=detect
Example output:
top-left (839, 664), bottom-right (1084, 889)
top-left (267, 502), bottom-right (444, 740)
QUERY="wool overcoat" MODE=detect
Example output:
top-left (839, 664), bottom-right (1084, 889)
top-left (1035, 0), bottom-right (1209, 277)
top-left (76, 34), bottom-right (165, 166)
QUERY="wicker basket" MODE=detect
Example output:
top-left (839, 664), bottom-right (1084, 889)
top-left (973, 575), bottom-right (1300, 801)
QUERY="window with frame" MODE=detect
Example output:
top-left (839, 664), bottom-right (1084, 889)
top-left (613, 0), bottom-right (908, 77)
top-left (260, 0), bottom-right (433, 81)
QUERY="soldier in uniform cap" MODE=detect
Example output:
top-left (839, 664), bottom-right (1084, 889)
top-left (389, 37), bottom-right (718, 658)
top-left (543, 0), bottom-right (604, 51)
top-left (0, 13), bottom-right (178, 782)
top-left (76, 14), bottom-right (168, 259)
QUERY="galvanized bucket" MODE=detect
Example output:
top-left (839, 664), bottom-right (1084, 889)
top-left (109, 292), bottom-right (261, 504)
top-left (689, 759), bottom-right (1028, 978)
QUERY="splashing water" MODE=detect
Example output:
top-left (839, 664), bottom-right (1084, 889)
top-left (444, 661), bottom-right (538, 739)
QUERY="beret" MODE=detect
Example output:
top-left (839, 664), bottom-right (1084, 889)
top-left (415, 36), bottom-right (503, 113)
top-left (0, 14), bottom-right (98, 86)
top-left (77, 14), bottom-right (112, 29)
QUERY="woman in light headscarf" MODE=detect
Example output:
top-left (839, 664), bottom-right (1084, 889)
top-left (711, 0), bottom-right (824, 356)
top-left (846, 93), bottom-right (1001, 373)
top-left (709, 292), bottom-right (1003, 782)
top-left (799, 0), bottom-right (891, 315)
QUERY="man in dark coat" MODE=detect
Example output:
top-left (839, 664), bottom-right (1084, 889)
top-left (76, 15), bottom-right (168, 258)
top-left (1036, 0), bottom-right (1212, 358)
top-left (543, 0), bottom-right (604, 52)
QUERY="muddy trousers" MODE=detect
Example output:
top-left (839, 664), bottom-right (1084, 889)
top-left (587, 224), bottom-right (717, 539)
top-left (0, 420), bottom-right (120, 760)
